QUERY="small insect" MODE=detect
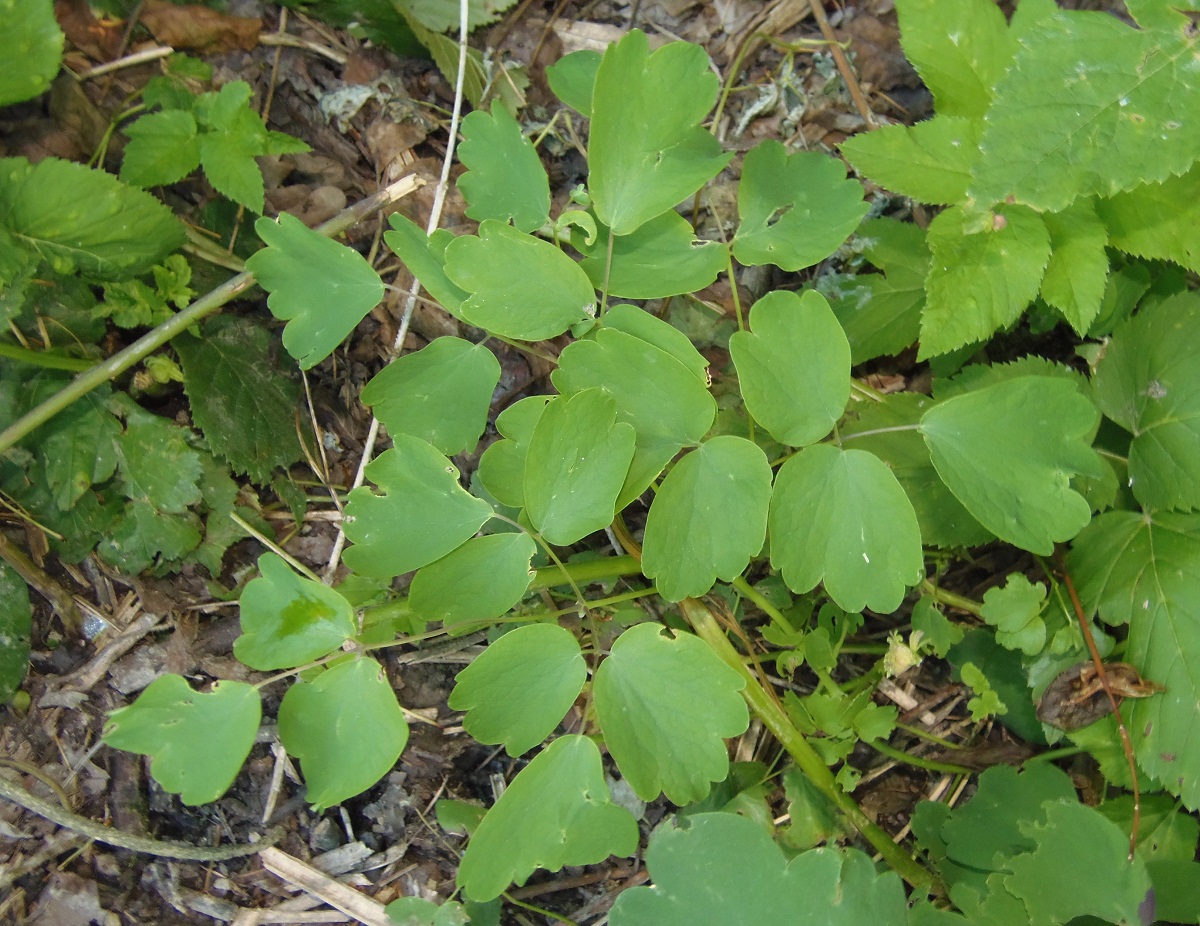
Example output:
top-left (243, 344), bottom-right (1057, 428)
top-left (1036, 662), bottom-right (1165, 732)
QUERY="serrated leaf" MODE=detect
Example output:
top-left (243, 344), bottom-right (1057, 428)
top-left (0, 0), bottom-right (63, 107)
top-left (476, 395), bottom-right (550, 508)
top-left (457, 735), bottom-right (639, 901)
top-left (732, 141), bottom-right (868, 270)
top-left (401, 0), bottom-right (516, 33)
top-left (980, 574), bottom-right (1047, 656)
top-left (0, 156), bottom-right (184, 279)
top-left (278, 657), bottom-right (408, 811)
top-left (840, 116), bottom-right (981, 205)
top-left (234, 553), bottom-right (355, 670)
top-left (1097, 166), bottom-right (1200, 273)
top-left (360, 336), bottom-right (500, 457)
top-left (769, 444), bottom-right (923, 613)
top-left (457, 101), bottom-right (549, 233)
top-left (384, 214), bottom-right (469, 315)
top-left (103, 674), bottom-right (260, 805)
top-left (920, 204), bottom-right (1052, 358)
top-left (0, 561), bottom-right (32, 704)
top-left (246, 212), bottom-right (384, 369)
top-left (97, 504), bottom-right (202, 574)
top-left (40, 390), bottom-right (120, 510)
top-left (409, 533), bottom-right (535, 629)
top-left (1092, 293), bottom-right (1200, 510)
top-left (546, 49), bottom-right (601, 117)
top-left (444, 221), bottom-right (594, 340)
top-left (1039, 198), bottom-right (1110, 333)
top-left (174, 315), bottom-right (302, 482)
top-left (641, 437), bottom-right (771, 601)
top-left (968, 8), bottom-right (1200, 211)
top-left (448, 623), bottom-right (586, 756)
top-left (523, 389), bottom-right (635, 545)
top-left (919, 376), bottom-right (1099, 554)
top-left (610, 814), bottom-right (908, 926)
top-left (589, 30), bottom-right (732, 236)
top-left (593, 622), bottom-right (748, 803)
top-left (113, 399), bottom-right (203, 513)
top-left (729, 290), bottom-right (850, 447)
top-left (119, 110), bottom-right (201, 187)
top-left (343, 436), bottom-right (493, 579)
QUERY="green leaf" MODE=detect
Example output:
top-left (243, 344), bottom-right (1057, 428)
top-left (610, 814), bottom-right (908, 926)
top-left (457, 735), bottom-right (638, 901)
top-left (1091, 292), bottom-right (1200, 510)
top-left (457, 101), bottom-right (549, 233)
top-left (39, 390), bottom-right (120, 510)
top-left (588, 31), bottom-right (731, 236)
top-left (385, 896), bottom-right (470, 926)
top-left (1038, 198), bottom-right (1110, 333)
top-left (444, 221), bottom-right (595, 340)
top-left (980, 574), bottom-right (1047, 656)
top-left (769, 444), bottom-right (924, 614)
top-left (599, 303), bottom-right (710, 381)
top-left (523, 389), bottom-right (635, 546)
top-left (278, 657), bottom-right (409, 811)
top-left (0, 0), bottom-right (63, 107)
top-left (360, 337), bottom-right (500, 457)
top-left (910, 597), bottom-right (964, 657)
top-left (112, 399), bottom-right (203, 513)
top-left (342, 436), bottom-right (494, 579)
top-left (0, 561), bottom-right (32, 704)
top-left (119, 109), bottom-right (201, 188)
top-left (594, 622), bottom-right (748, 803)
top-left (546, 49), bottom-right (601, 117)
top-left (97, 505), bottom-right (202, 574)
top-left (1098, 794), bottom-right (1200, 863)
top-left (103, 674), bottom-right (260, 805)
top-left (174, 316), bottom-right (303, 482)
top-left (1097, 165), bottom-right (1200, 274)
top-left (383, 214), bottom-right (469, 315)
top-left (968, 8), bottom-right (1200, 211)
top-left (920, 204), bottom-right (1052, 358)
top-left (476, 395), bottom-right (549, 508)
top-left (448, 623), bottom-right (587, 756)
top-left (919, 376), bottom-right (1099, 554)
top-left (409, 533), bottom-right (536, 629)
top-left (246, 213), bottom-right (383, 369)
top-left (0, 156), bottom-right (185, 279)
top-left (234, 553), bottom-right (355, 670)
top-left (400, 0), bottom-right (517, 33)
top-left (399, 10), bottom-right (488, 106)
top-left (641, 437), bottom-right (772, 601)
top-left (729, 290), bottom-right (850, 447)
top-left (840, 116), bottom-right (981, 205)
top-left (732, 141), bottom-right (868, 270)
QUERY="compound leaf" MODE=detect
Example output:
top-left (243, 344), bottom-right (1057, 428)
top-left (278, 657), bottom-right (408, 811)
top-left (103, 674), bottom-right (260, 805)
top-left (593, 622), bottom-right (748, 804)
top-left (732, 141), bottom-right (868, 270)
top-left (235, 553), bottom-right (354, 670)
top-left (448, 623), bottom-right (586, 756)
top-left (120, 109), bottom-right (201, 188)
top-left (980, 574), bottom-right (1047, 656)
top-left (246, 212), bottom-right (384, 369)
top-left (0, 561), bottom-right (31, 704)
top-left (458, 735), bottom-right (638, 901)
top-left (0, 0), bottom-right (63, 107)
top-left (457, 101), bottom-right (550, 233)
top-left (409, 533), bottom-right (536, 629)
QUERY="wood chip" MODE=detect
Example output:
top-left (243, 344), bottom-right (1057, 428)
top-left (259, 847), bottom-right (391, 926)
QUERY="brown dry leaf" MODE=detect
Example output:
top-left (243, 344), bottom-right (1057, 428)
top-left (140, 0), bottom-right (261, 53)
top-left (1037, 662), bottom-right (1165, 732)
top-left (54, 0), bottom-right (123, 60)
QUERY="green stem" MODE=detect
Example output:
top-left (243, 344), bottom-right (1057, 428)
top-left (527, 555), bottom-right (643, 591)
top-left (870, 739), bottom-right (973, 777)
top-left (680, 598), bottom-right (937, 890)
top-left (731, 576), bottom-right (790, 634)
top-left (0, 342), bottom-right (97, 372)
top-left (920, 580), bottom-right (983, 618)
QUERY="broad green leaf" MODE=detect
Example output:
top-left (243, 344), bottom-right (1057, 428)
top-left (0, 561), bottom-right (31, 704)
top-left (457, 101), bottom-right (550, 233)
top-left (1069, 511), bottom-right (1200, 808)
top-left (968, 8), bottom-right (1200, 211)
top-left (729, 290), bottom-right (850, 447)
top-left (576, 211), bottom-right (726, 298)
top-left (278, 657), bottom-right (409, 811)
top-left (588, 30), bottom-right (731, 236)
top-left (840, 116), bottom-right (981, 205)
top-left (0, 156), bottom-right (184, 279)
top-left (39, 390), bottom-right (120, 510)
top-left (409, 533), bottom-right (536, 629)
top-left (1098, 795), bottom-right (1200, 864)
top-left (384, 214), bottom-right (469, 315)
top-left (457, 735), bottom-right (639, 901)
top-left (920, 204), bottom-right (1052, 358)
top-left (444, 221), bottom-right (595, 340)
top-left (234, 553), bottom-right (355, 670)
top-left (523, 390), bottom-right (635, 545)
top-left (448, 623), bottom-right (587, 756)
top-left (1097, 166), bottom-right (1200, 273)
top-left (824, 218), bottom-right (928, 364)
top-left (476, 395), bottom-right (550, 508)
top-left (919, 376), bottom-right (1100, 554)
top-left (610, 814), bottom-right (908, 926)
top-left (97, 505), bottom-right (202, 574)
top-left (103, 674), bottom-right (261, 805)
top-left (174, 315), bottom-right (303, 482)
top-left (1092, 293), bottom-right (1200, 510)
top-left (342, 436), bottom-right (493, 579)
top-left (1147, 860), bottom-right (1200, 926)
top-left (980, 574), bottom-right (1047, 656)
top-left (385, 896), bottom-right (470, 926)
top-left (546, 49), bottom-right (601, 117)
top-left (1038, 199), bottom-right (1110, 333)
top-left (641, 437), bottom-right (771, 601)
top-left (769, 445), bottom-right (923, 613)
top-left (732, 141), bottom-right (868, 270)
top-left (400, 0), bottom-right (517, 33)
top-left (246, 212), bottom-right (385, 369)
top-left (0, 0), bottom-right (63, 107)
top-left (112, 398), bottom-right (203, 513)
top-left (599, 303), bottom-right (710, 381)
top-left (593, 622), bottom-right (748, 803)
top-left (119, 110), bottom-right (201, 187)
top-left (360, 337), bottom-right (500, 457)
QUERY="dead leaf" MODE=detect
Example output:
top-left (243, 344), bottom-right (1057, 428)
top-left (1037, 662), bottom-right (1165, 732)
top-left (140, 0), bottom-right (261, 53)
